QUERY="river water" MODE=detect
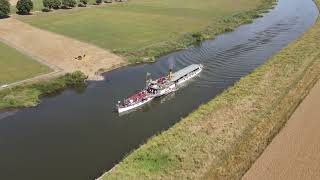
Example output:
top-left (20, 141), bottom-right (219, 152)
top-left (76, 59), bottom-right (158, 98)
top-left (0, 0), bottom-right (318, 179)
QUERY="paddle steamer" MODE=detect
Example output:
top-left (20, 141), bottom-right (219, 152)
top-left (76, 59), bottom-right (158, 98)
top-left (116, 64), bottom-right (203, 113)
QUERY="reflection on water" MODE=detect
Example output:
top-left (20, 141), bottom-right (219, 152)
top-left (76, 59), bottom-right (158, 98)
top-left (0, 0), bottom-right (318, 179)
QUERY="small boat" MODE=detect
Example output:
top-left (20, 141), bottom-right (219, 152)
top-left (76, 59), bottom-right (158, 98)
top-left (116, 64), bottom-right (203, 114)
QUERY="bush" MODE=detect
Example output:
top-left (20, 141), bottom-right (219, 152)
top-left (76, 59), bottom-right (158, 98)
top-left (192, 32), bottom-right (205, 42)
top-left (52, 0), bottom-right (61, 9)
top-left (33, 71), bottom-right (87, 95)
top-left (64, 71), bottom-right (87, 87)
top-left (79, 0), bottom-right (88, 5)
top-left (0, 0), bottom-right (10, 18)
top-left (62, 0), bottom-right (76, 8)
top-left (16, 0), bottom-right (33, 15)
top-left (42, 7), bottom-right (51, 12)
top-left (43, 0), bottom-right (52, 9)
top-left (96, 0), bottom-right (102, 4)
top-left (78, 2), bottom-right (86, 7)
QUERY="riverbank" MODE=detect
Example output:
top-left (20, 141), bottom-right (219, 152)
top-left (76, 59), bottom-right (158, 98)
top-left (0, 71), bottom-right (87, 111)
top-left (100, 0), bottom-right (320, 179)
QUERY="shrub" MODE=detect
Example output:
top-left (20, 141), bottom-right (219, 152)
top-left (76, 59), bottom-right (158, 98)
top-left (16, 0), bottom-right (33, 14)
top-left (62, 0), bottom-right (76, 8)
top-left (42, 7), bottom-right (51, 12)
top-left (96, 0), bottom-right (102, 4)
top-left (43, 0), bottom-right (53, 9)
top-left (0, 0), bottom-right (10, 18)
top-left (78, 2), bottom-right (86, 7)
top-left (63, 71), bottom-right (87, 87)
top-left (192, 32), bottom-right (205, 42)
top-left (79, 0), bottom-right (88, 5)
top-left (52, 0), bottom-right (61, 9)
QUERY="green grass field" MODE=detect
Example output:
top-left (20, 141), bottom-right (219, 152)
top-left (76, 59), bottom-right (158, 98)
top-left (0, 42), bottom-right (50, 85)
top-left (17, 0), bottom-right (263, 62)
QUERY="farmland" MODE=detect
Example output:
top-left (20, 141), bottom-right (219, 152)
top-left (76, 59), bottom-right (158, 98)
top-left (17, 0), bottom-right (268, 62)
top-left (0, 42), bottom-right (50, 85)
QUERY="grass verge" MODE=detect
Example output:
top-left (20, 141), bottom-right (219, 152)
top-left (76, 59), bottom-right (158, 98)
top-left (100, 0), bottom-right (320, 179)
top-left (0, 41), bottom-right (50, 85)
top-left (0, 71), bottom-right (87, 110)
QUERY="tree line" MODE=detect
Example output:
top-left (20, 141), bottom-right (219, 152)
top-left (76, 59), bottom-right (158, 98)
top-left (0, 0), bottom-right (123, 18)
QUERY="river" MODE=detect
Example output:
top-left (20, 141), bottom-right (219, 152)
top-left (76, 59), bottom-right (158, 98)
top-left (0, 0), bottom-right (318, 179)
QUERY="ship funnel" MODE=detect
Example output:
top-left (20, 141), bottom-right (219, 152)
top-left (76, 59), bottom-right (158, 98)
top-left (168, 69), bottom-right (173, 80)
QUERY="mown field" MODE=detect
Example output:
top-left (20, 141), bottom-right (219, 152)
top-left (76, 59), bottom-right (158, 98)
top-left (0, 42), bottom-right (50, 85)
top-left (17, 0), bottom-right (268, 62)
top-left (100, 0), bottom-right (320, 179)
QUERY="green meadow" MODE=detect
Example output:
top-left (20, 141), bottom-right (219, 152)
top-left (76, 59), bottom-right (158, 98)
top-left (0, 42), bottom-right (50, 85)
top-left (17, 0), bottom-right (265, 62)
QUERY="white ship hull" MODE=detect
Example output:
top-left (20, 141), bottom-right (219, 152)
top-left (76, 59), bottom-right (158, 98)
top-left (117, 97), bottom-right (154, 113)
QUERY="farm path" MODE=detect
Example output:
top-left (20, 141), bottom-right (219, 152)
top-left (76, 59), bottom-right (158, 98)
top-left (0, 18), bottom-right (126, 81)
top-left (242, 79), bottom-right (320, 180)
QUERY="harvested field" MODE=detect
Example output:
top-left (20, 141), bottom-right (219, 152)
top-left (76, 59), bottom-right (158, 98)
top-left (0, 18), bottom-right (126, 80)
top-left (242, 80), bottom-right (320, 180)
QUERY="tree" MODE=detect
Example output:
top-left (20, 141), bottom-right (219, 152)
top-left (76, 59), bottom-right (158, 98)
top-left (0, 0), bottom-right (10, 18)
top-left (96, 0), bottom-right (102, 4)
top-left (16, 0), bottom-right (33, 14)
top-left (43, 0), bottom-right (53, 9)
top-left (79, 0), bottom-right (88, 5)
top-left (52, 0), bottom-right (61, 9)
top-left (62, 0), bottom-right (76, 8)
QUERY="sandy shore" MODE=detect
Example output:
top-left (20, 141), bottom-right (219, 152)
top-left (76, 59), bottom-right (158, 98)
top-left (0, 18), bottom-right (126, 80)
top-left (242, 80), bottom-right (320, 180)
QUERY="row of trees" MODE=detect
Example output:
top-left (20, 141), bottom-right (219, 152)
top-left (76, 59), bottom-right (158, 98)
top-left (42, 0), bottom-right (114, 10)
top-left (0, 0), bottom-right (33, 16)
top-left (0, 0), bottom-right (122, 18)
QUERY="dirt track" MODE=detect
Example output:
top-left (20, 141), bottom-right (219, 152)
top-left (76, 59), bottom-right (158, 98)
top-left (242, 80), bottom-right (320, 180)
top-left (0, 18), bottom-right (126, 80)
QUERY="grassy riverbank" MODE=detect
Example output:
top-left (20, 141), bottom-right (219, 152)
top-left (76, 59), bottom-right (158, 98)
top-left (0, 71), bottom-right (87, 110)
top-left (100, 1), bottom-right (320, 179)
top-left (0, 42), bottom-right (50, 85)
top-left (17, 0), bottom-right (276, 63)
